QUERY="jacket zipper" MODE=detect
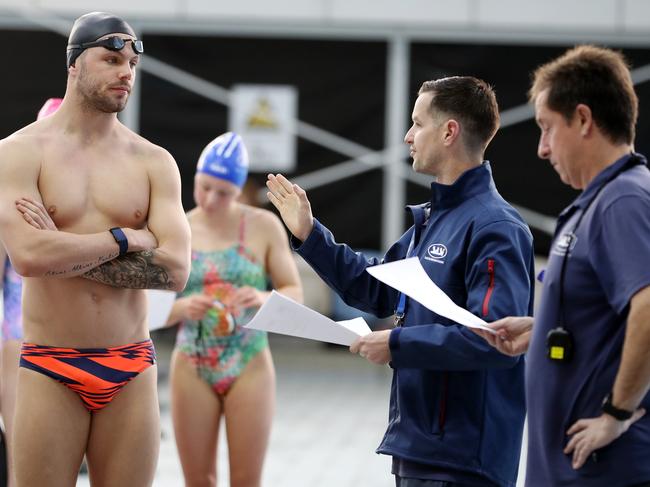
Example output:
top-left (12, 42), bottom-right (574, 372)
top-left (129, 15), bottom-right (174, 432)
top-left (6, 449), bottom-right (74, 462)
top-left (438, 372), bottom-right (449, 434)
top-left (482, 259), bottom-right (495, 318)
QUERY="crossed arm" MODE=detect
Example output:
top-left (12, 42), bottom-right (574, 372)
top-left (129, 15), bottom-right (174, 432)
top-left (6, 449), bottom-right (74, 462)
top-left (0, 139), bottom-right (190, 291)
top-left (80, 152), bottom-right (190, 291)
top-left (0, 140), bottom-right (133, 279)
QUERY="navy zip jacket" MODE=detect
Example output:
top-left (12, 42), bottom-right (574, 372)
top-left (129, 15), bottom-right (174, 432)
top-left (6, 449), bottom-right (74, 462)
top-left (294, 162), bottom-right (534, 487)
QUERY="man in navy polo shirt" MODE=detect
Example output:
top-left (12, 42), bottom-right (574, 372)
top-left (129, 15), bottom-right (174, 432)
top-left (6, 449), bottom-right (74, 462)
top-left (478, 46), bottom-right (650, 486)
top-left (267, 76), bottom-right (535, 487)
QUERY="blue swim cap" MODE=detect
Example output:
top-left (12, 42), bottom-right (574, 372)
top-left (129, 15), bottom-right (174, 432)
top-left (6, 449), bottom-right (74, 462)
top-left (196, 132), bottom-right (249, 188)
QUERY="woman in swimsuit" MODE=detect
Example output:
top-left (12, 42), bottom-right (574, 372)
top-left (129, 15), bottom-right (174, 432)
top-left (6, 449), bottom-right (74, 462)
top-left (166, 132), bottom-right (302, 487)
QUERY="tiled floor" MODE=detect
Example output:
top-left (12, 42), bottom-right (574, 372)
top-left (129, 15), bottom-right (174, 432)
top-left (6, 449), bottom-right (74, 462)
top-left (76, 332), bottom-right (527, 487)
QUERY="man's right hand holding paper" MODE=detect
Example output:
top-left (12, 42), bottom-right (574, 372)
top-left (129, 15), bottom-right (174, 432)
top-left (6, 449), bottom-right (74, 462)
top-left (474, 316), bottom-right (534, 356)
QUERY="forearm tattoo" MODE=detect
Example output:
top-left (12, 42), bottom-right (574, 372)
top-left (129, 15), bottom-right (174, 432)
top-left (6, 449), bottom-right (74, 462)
top-left (82, 250), bottom-right (175, 289)
top-left (44, 252), bottom-right (120, 278)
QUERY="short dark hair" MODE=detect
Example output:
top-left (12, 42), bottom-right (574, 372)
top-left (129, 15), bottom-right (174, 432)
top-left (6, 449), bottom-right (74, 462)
top-left (529, 45), bottom-right (638, 145)
top-left (418, 76), bottom-right (500, 154)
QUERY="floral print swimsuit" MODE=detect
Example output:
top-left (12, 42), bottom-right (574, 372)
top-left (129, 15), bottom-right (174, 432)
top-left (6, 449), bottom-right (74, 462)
top-left (175, 213), bottom-right (269, 395)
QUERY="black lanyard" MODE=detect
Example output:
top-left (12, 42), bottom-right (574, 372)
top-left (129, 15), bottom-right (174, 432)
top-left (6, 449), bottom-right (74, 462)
top-left (548, 154), bottom-right (643, 362)
top-left (557, 156), bottom-right (640, 327)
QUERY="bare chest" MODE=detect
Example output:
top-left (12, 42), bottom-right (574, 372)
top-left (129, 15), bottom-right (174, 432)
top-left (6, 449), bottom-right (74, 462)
top-left (38, 149), bottom-right (150, 232)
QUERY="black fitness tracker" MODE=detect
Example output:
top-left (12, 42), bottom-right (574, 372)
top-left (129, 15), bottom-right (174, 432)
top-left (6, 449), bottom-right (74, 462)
top-left (602, 393), bottom-right (634, 421)
top-left (109, 227), bottom-right (128, 256)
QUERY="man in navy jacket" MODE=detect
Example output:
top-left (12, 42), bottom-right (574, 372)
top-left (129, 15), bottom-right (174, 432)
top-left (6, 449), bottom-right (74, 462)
top-left (267, 76), bottom-right (534, 487)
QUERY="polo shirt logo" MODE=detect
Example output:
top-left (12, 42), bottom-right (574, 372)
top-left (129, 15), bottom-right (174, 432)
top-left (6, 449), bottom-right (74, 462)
top-left (552, 232), bottom-right (578, 257)
top-left (425, 243), bottom-right (447, 264)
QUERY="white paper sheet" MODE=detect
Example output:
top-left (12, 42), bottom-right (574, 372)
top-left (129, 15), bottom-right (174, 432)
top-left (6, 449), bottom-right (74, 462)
top-left (146, 290), bottom-right (177, 331)
top-left (366, 257), bottom-right (495, 333)
top-left (245, 291), bottom-right (372, 346)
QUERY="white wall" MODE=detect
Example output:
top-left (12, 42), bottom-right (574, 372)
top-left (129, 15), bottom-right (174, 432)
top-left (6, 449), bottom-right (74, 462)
top-left (2, 0), bottom-right (650, 41)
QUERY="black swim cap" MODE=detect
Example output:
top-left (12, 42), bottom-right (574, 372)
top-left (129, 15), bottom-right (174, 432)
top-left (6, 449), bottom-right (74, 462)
top-left (66, 12), bottom-right (136, 68)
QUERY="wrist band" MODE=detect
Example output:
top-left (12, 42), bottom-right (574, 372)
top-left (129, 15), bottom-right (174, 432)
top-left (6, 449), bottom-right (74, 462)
top-left (109, 227), bottom-right (128, 256)
top-left (602, 393), bottom-right (634, 421)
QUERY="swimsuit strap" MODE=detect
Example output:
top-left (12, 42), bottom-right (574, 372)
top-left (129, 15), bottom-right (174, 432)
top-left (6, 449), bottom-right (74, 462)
top-left (238, 208), bottom-right (247, 254)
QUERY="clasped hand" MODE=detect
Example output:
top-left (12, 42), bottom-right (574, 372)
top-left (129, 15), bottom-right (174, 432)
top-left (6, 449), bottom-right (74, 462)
top-left (16, 197), bottom-right (58, 231)
top-left (181, 287), bottom-right (268, 321)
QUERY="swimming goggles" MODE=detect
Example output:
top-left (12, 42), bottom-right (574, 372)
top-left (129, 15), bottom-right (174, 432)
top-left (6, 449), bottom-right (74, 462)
top-left (69, 36), bottom-right (144, 56)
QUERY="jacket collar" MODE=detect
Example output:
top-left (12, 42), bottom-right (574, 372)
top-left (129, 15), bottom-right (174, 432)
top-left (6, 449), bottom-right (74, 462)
top-left (429, 161), bottom-right (495, 210)
top-left (405, 162), bottom-right (495, 241)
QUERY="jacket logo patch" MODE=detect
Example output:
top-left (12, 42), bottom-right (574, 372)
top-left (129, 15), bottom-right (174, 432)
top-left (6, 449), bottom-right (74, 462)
top-left (425, 243), bottom-right (447, 264)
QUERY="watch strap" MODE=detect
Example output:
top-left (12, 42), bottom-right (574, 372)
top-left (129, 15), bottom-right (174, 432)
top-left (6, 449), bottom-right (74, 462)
top-left (109, 227), bottom-right (128, 256)
top-left (602, 393), bottom-right (634, 421)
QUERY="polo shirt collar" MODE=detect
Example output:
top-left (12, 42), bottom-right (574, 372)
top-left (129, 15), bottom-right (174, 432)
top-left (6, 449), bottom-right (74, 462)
top-left (559, 153), bottom-right (645, 219)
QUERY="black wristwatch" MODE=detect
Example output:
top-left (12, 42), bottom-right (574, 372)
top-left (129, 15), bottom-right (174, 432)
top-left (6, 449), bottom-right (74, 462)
top-left (109, 227), bottom-right (129, 256)
top-left (602, 393), bottom-right (634, 421)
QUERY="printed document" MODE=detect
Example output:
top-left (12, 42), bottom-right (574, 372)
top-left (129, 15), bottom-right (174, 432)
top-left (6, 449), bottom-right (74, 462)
top-left (245, 291), bottom-right (371, 345)
top-left (366, 257), bottom-right (495, 333)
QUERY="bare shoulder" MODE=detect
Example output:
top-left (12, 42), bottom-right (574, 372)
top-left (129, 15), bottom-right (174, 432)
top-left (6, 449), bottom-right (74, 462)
top-left (1, 122), bottom-right (42, 150)
top-left (128, 130), bottom-right (176, 163)
top-left (243, 205), bottom-right (287, 241)
top-left (123, 129), bottom-right (179, 178)
top-left (0, 125), bottom-right (44, 174)
top-left (145, 141), bottom-right (176, 167)
top-left (0, 128), bottom-right (46, 219)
